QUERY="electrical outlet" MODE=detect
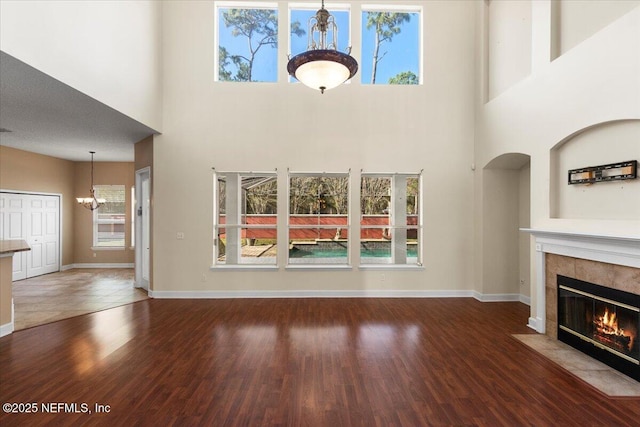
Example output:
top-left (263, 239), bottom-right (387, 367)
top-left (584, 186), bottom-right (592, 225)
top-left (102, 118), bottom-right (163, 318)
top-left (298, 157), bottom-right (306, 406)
top-left (520, 279), bottom-right (525, 286)
top-left (177, 232), bottom-right (185, 240)
top-left (381, 274), bottom-right (386, 282)
top-left (201, 273), bottom-right (207, 282)
top-left (93, 253), bottom-right (97, 258)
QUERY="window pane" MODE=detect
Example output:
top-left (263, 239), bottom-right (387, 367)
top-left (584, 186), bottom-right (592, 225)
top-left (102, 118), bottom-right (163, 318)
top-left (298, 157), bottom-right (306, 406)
top-left (216, 227), bottom-right (277, 265)
top-left (94, 185), bottom-right (126, 247)
top-left (214, 173), bottom-right (277, 266)
top-left (361, 10), bottom-right (420, 85)
top-left (289, 228), bottom-right (348, 264)
top-left (218, 7), bottom-right (278, 82)
top-left (361, 175), bottom-right (421, 265)
top-left (288, 175), bottom-right (349, 265)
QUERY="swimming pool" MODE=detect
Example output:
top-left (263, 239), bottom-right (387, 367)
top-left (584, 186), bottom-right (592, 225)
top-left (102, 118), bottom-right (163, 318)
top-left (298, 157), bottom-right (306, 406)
top-left (289, 247), bottom-right (418, 258)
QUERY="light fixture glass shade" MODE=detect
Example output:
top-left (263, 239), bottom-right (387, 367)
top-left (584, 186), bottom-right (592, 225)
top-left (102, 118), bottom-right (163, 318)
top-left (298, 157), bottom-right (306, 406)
top-left (289, 50), bottom-right (357, 92)
top-left (286, 1), bottom-right (357, 94)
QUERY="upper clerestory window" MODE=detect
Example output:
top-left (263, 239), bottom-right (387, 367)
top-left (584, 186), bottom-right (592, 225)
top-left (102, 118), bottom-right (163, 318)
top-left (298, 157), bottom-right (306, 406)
top-left (215, 2), bottom-right (279, 82)
top-left (360, 5), bottom-right (422, 85)
top-left (288, 3), bottom-right (352, 84)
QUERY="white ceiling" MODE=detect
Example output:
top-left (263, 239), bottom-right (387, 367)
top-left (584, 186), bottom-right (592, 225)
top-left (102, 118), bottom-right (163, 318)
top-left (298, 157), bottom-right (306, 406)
top-left (0, 51), bottom-right (157, 162)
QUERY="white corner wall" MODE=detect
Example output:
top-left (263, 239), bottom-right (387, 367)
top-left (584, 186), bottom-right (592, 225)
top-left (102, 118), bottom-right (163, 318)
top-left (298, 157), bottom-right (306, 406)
top-left (487, 0), bottom-right (532, 100)
top-left (477, 4), bottom-right (640, 236)
top-left (153, 0), bottom-right (477, 294)
top-left (475, 2), bottom-right (640, 320)
top-left (558, 0), bottom-right (640, 55)
top-left (0, 0), bottom-right (162, 131)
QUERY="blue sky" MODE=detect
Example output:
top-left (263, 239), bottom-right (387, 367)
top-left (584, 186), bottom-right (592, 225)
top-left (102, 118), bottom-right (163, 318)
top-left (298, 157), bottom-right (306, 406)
top-left (218, 7), bottom-right (420, 84)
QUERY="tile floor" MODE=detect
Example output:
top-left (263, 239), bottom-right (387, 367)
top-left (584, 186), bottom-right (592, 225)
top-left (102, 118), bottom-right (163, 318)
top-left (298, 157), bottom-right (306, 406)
top-left (513, 333), bottom-right (640, 397)
top-left (12, 268), bottom-right (149, 330)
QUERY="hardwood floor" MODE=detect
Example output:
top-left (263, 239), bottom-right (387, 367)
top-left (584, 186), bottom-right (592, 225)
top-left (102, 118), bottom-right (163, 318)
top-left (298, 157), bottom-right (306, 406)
top-left (12, 269), bottom-right (149, 330)
top-left (1, 298), bottom-right (638, 426)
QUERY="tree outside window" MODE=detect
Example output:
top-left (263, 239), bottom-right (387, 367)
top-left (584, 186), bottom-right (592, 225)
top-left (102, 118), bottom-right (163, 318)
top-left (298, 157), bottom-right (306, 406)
top-left (360, 174), bottom-right (421, 265)
top-left (288, 173), bottom-right (350, 265)
top-left (217, 5), bottom-right (279, 82)
top-left (361, 8), bottom-right (421, 85)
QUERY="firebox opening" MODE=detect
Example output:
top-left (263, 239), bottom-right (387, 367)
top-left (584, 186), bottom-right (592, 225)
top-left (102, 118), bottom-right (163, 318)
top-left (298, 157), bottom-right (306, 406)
top-left (557, 275), bottom-right (639, 382)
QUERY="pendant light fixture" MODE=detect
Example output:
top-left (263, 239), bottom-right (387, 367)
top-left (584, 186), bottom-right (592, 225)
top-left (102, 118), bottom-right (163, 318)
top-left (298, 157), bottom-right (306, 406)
top-left (287, 0), bottom-right (358, 94)
top-left (76, 151), bottom-right (105, 211)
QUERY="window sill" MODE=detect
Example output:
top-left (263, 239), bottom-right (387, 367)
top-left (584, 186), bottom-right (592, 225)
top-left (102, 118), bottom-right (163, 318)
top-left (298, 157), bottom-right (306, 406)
top-left (286, 264), bottom-right (352, 271)
top-left (358, 264), bottom-right (424, 271)
top-left (210, 264), bottom-right (279, 272)
top-left (91, 246), bottom-right (125, 251)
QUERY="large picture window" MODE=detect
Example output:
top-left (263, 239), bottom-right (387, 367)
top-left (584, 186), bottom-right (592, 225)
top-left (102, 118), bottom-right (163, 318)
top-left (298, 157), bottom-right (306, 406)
top-left (288, 172), bottom-right (350, 265)
top-left (214, 172), bottom-right (278, 266)
top-left (360, 173), bottom-right (422, 265)
top-left (93, 185), bottom-right (126, 248)
top-left (216, 2), bottom-right (279, 82)
top-left (360, 6), bottom-right (421, 85)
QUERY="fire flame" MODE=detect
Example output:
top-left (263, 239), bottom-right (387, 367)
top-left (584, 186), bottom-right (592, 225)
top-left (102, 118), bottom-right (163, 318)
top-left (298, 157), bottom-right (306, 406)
top-left (594, 307), bottom-right (635, 353)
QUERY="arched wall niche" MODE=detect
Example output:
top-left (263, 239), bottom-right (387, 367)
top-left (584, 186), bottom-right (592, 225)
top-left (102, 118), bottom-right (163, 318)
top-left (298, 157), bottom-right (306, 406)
top-left (549, 119), bottom-right (640, 220)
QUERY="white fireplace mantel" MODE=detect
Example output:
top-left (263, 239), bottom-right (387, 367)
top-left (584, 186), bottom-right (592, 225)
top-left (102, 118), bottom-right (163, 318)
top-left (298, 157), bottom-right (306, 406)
top-left (520, 228), bottom-right (640, 333)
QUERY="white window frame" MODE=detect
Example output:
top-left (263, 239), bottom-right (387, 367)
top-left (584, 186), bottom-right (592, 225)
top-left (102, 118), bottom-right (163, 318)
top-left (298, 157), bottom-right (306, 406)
top-left (360, 4), bottom-right (423, 85)
top-left (359, 172), bottom-right (423, 269)
top-left (286, 171), bottom-right (351, 270)
top-left (214, 1), bottom-right (279, 83)
top-left (212, 170), bottom-right (278, 269)
top-left (92, 185), bottom-right (126, 250)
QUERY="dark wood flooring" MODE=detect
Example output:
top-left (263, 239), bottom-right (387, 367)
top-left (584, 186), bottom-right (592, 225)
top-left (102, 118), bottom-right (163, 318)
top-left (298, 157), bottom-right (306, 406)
top-left (1, 298), bottom-right (638, 426)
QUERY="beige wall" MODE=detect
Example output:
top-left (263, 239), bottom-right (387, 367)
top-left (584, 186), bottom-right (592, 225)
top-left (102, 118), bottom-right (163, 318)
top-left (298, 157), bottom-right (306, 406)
top-left (135, 135), bottom-right (154, 170)
top-left (153, 0), bottom-right (477, 293)
top-left (74, 161), bottom-right (135, 264)
top-left (518, 164), bottom-right (531, 299)
top-left (557, 0), bottom-right (640, 55)
top-left (0, 257), bottom-right (13, 326)
top-left (487, 0), bottom-right (532, 100)
top-left (551, 120), bottom-right (640, 220)
top-left (0, 146), bottom-right (75, 265)
top-left (0, 145), bottom-right (135, 266)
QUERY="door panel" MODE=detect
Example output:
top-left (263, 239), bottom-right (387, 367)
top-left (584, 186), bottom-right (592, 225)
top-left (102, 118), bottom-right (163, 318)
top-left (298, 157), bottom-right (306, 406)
top-left (1, 194), bottom-right (27, 280)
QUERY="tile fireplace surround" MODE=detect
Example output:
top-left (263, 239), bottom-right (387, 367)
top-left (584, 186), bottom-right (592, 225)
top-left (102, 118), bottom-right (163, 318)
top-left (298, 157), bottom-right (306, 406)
top-left (522, 229), bottom-right (640, 336)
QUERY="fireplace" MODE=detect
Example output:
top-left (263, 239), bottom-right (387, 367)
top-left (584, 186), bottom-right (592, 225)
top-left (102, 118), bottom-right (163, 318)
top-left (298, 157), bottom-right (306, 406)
top-left (557, 275), bottom-right (639, 381)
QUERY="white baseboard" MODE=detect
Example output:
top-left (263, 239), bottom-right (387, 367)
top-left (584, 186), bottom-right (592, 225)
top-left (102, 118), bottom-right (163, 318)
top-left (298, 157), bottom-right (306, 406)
top-left (66, 263), bottom-right (134, 269)
top-left (0, 322), bottom-right (13, 338)
top-left (472, 292), bottom-right (522, 302)
top-left (519, 294), bottom-right (531, 306)
top-left (528, 316), bottom-right (544, 333)
top-left (149, 289), bottom-right (477, 299)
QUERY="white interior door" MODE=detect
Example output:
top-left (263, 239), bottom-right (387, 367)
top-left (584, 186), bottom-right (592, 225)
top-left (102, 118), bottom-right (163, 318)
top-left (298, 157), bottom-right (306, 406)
top-left (26, 195), bottom-right (59, 277)
top-left (0, 192), bottom-right (60, 281)
top-left (0, 194), bottom-right (28, 280)
top-left (135, 168), bottom-right (150, 290)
